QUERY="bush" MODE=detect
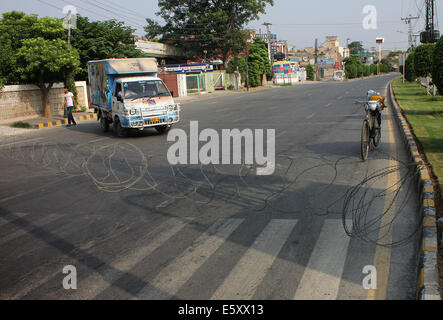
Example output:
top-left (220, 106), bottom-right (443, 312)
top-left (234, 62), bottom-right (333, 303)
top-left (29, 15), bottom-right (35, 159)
top-left (11, 121), bottom-right (32, 129)
top-left (345, 64), bottom-right (357, 79)
top-left (404, 52), bottom-right (416, 82)
top-left (432, 36), bottom-right (443, 95)
top-left (364, 65), bottom-right (371, 77)
top-left (414, 44), bottom-right (436, 78)
top-left (306, 65), bottom-right (315, 80)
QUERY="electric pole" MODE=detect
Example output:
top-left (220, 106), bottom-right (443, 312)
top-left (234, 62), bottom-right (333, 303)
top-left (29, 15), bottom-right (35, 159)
top-left (263, 22), bottom-right (273, 64)
top-left (401, 15), bottom-right (419, 49)
top-left (421, 0), bottom-right (440, 43)
top-left (314, 38), bottom-right (319, 80)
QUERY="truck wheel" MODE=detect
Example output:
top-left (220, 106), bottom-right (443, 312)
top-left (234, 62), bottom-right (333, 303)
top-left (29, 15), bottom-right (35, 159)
top-left (156, 125), bottom-right (172, 135)
top-left (100, 115), bottom-right (110, 132)
top-left (114, 118), bottom-right (128, 137)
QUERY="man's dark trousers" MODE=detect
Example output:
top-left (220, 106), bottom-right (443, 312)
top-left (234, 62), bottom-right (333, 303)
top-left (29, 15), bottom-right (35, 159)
top-left (67, 107), bottom-right (77, 125)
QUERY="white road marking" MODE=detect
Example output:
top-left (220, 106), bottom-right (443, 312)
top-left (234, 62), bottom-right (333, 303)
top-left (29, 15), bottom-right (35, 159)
top-left (276, 130), bottom-right (287, 138)
top-left (88, 137), bottom-right (111, 144)
top-left (67, 217), bottom-right (192, 299)
top-left (137, 219), bottom-right (243, 299)
top-left (306, 113), bottom-right (316, 120)
top-left (211, 219), bottom-right (297, 300)
top-left (325, 103), bottom-right (332, 107)
top-left (293, 219), bottom-right (351, 300)
top-left (0, 138), bottom-right (43, 148)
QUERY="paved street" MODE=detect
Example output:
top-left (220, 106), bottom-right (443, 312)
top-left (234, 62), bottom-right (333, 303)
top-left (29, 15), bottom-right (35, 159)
top-left (0, 74), bottom-right (421, 300)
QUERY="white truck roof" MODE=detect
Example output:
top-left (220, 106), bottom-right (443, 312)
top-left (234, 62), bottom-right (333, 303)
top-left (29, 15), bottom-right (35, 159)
top-left (115, 76), bottom-right (163, 83)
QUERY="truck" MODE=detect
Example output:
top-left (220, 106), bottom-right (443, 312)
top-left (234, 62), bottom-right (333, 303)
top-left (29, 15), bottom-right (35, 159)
top-left (88, 58), bottom-right (180, 137)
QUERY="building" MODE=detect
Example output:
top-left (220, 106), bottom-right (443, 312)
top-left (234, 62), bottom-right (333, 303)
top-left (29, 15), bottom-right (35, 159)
top-left (288, 36), bottom-right (350, 79)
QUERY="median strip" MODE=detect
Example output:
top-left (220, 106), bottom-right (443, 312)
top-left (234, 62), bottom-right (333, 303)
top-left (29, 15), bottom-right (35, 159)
top-left (388, 79), bottom-right (441, 300)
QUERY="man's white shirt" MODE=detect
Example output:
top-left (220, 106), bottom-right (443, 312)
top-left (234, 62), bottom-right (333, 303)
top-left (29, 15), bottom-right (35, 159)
top-left (65, 92), bottom-right (74, 107)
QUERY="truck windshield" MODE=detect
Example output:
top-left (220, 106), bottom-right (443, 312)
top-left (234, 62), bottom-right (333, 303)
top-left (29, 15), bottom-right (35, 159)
top-left (123, 80), bottom-right (170, 100)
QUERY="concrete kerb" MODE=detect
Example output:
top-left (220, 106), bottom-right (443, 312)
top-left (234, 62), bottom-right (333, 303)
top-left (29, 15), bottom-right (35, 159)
top-left (388, 79), bottom-right (441, 300)
top-left (32, 114), bottom-right (97, 129)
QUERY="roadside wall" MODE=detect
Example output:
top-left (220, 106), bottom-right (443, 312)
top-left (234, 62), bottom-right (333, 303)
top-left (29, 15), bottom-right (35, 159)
top-left (0, 81), bottom-right (89, 121)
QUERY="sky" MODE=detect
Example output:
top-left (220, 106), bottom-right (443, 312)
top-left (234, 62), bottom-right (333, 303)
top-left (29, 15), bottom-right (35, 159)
top-left (1, 0), bottom-right (442, 51)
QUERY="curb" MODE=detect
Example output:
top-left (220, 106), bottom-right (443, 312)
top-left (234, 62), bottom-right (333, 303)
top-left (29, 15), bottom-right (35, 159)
top-left (32, 114), bottom-right (97, 129)
top-left (388, 79), bottom-right (441, 300)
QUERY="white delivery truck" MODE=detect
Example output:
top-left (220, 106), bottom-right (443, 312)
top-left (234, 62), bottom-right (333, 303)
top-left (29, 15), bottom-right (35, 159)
top-left (88, 58), bottom-right (180, 137)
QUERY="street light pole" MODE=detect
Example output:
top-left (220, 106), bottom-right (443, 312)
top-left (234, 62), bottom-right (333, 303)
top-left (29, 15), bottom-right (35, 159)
top-left (246, 45), bottom-right (249, 91)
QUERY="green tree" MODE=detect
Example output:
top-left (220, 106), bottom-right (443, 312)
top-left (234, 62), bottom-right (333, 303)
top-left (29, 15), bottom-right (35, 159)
top-left (145, 0), bottom-right (274, 68)
top-left (228, 38), bottom-right (271, 87)
top-left (404, 52), bottom-right (416, 82)
top-left (16, 38), bottom-right (80, 117)
top-left (380, 58), bottom-right (392, 73)
top-left (348, 41), bottom-right (363, 54)
top-left (71, 16), bottom-right (144, 81)
top-left (432, 36), bottom-right (443, 95)
top-left (364, 65), bottom-right (371, 77)
top-left (343, 55), bottom-right (361, 79)
top-left (305, 65), bottom-right (315, 80)
top-left (414, 44), bottom-right (436, 78)
top-left (370, 63), bottom-right (378, 75)
top-left (0, 11), bottom-right (65, 84)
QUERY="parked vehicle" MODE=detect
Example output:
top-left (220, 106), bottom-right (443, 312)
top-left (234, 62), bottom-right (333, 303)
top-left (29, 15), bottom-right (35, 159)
top-left (88, 58), bottom-right (180, 137)
top-left (333, 70), bottom-right (345, 81)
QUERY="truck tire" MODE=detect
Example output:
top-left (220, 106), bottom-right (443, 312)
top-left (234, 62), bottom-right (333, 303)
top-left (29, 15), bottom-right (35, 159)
top-left (114, 117), bottom-right (128, 138)
top-left (100, 114), bottom-right (110, 132)
top-left (156, 125), bottom-right (172, 135)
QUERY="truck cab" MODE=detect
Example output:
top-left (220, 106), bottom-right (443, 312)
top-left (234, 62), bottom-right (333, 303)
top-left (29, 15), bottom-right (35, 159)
top-left (88, 58), bottom-right (180, 136)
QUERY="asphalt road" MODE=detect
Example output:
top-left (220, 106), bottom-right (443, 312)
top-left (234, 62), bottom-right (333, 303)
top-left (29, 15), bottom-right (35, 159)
top-left (0, 74), bottom-right (421, 300)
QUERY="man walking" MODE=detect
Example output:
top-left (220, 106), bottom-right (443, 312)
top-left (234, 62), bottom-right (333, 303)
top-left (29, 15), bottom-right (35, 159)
top-left (63, 87), bottom-right (77, 127)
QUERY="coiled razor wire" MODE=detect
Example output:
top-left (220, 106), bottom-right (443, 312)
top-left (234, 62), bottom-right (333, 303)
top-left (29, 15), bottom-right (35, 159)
top-left (0, 139), bottom-right (422, 247)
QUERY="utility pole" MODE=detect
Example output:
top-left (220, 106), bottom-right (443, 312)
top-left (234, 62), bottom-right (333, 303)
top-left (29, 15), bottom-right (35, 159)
top-left (401, 15), bottom-right (419, 49)
top-left (421, 0), bottom-right (440, 43)
top-left (245, 45), bottom-right (250, 91)
top-left (67, 9), bottom-right (72, 49)
top-left (314, 38), bottom-right (319, 80)
top-left (263, 22), bottom-right (273, 64)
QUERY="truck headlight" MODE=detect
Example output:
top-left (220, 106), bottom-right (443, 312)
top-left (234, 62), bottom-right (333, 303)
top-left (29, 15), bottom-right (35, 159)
top-left (130, 109), bottom-right (137, 115)
top-left (168, 105), bottom-right (174, 112)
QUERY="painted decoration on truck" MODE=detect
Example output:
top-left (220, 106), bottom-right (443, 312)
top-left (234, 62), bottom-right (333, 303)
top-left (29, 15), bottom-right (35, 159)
top-left (89, 62), bottom-right (108, 108)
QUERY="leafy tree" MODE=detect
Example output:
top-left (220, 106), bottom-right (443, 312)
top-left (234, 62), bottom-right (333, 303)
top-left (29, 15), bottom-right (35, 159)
top-left (364, 65), bottom-right (371, 77)
top-left (16, 38), bottom-right (80, 117)
top-left (345, 64), bottom-right (357, 79)
top-left (145, 0), bottom-right (274, 68)
top-left (414, 44), bottom-right (436, 78)
top-left (370, 63), bottom-right (378, 75)
top-left (380, 58), bottom-right (392, 73)
top-left (432, 36), bottom-right (443, 95)
top-left (343, 55), bottom-right (361, 79)
top-left (228, 38), bottom-right (271, 87)
top-left (404, 52), bottom-right (416, 82)
top-left (305, 65), bottom-right (315, 80)
top-left (0, 11), bottom-right (65, 84)
top-left (71, 16), bottom-right (144, 81)
top-left (348, 41), bottom-right (363, 54)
